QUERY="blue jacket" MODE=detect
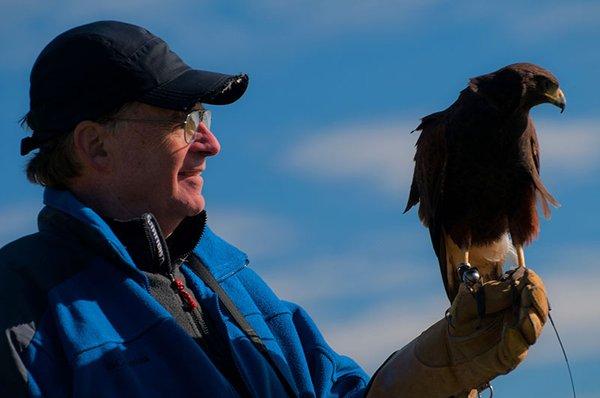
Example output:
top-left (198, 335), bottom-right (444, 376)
top-left (0, 188), bottom-right (369, 397)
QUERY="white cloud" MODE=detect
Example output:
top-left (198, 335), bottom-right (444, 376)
top-left (283, 117), bottom-right (600, 198)
top-left (249, 0), bottom-right (441, 35)
top-left (0, 0), bottom-right (169, 72)
top-left (318, 260), bottom-right (600, 374)
top-left (0, 197), bottom-right (297, 260)
top-left (322, 297), bottom-right (445, 373)
top-left (454, 1), bottom-right (600, 41)
top-left (3, 0), bottom-right (599, 72)
top-left (206, 207), bottom-right (297, 259)
top-left (536, 119), bottom-right (600, 174)
top-left (263, 252), bottom-right (430, 305)
top-left (256, 238), bottom-right (445, 373)
top-left (282, 118), bottom-right (418, 197)
top-left (525, 255), bottom-right (600, 365)
top-left (263, 236), bottom-right (600, 374)
top-left (0, 0), bottom-right (444, 71)
top-left (0, 201), bottom-right (41, 247)
top-left (512, 3), bottom-right (600, 37)
top-left (1, 0), bottom-right (167, 21)
top-left (2, 0), bottom-right (597, 78)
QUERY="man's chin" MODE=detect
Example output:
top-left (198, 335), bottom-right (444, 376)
top-left (179, 194), bottom-right (205, 217)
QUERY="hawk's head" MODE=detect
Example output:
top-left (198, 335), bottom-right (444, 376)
top-left (469, 62), bottom-right (565, 113)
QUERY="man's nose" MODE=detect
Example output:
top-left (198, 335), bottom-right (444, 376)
top-left (191, 122), bottom-right (220, 156)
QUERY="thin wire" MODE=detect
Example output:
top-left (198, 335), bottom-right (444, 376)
top-left (548, 311), bottom-right (576, 398)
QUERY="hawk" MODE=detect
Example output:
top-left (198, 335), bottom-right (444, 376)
top-left (404, 63), bottom-right (565, 301)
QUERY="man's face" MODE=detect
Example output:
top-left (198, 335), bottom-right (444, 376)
top-left (103, 102), bottom-right (220, 228)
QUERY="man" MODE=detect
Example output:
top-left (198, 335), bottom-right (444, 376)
top-left (1, 21), bottom-right (548, 397)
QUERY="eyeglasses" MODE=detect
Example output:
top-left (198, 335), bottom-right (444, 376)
top-left (112, 109), bottom-right (212, 144)
top-left (182, 109), bottom-right (211, 143)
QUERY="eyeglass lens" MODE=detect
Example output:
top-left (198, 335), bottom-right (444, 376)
top-left (184, 110), bottom-right (211, 143)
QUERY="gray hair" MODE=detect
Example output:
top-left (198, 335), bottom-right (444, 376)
top-left (21, 102), bottom-right (135, 189)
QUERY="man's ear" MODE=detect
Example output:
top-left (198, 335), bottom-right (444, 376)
top-left (73, 121), bottom-right (111, 172)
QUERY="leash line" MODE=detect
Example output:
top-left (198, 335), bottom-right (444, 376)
top-left (548, 311), bottom-right (576, 398)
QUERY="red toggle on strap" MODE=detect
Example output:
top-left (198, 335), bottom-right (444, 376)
top-left (171, 278), bottom-right (198, 311)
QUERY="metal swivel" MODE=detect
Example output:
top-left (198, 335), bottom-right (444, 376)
top-left (458, 263), bottom-right (481, 289)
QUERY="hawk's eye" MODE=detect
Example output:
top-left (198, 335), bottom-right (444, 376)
top-left (536, 77), bottom-right (552, 91)
top-left (543, 80), bottom-right (551, 90)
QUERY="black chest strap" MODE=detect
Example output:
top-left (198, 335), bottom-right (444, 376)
top-left (187, 254), bottom-right (297, 398)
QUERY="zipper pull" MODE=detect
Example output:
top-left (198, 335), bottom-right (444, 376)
top-left (168, 273), bottom-right (199, 311)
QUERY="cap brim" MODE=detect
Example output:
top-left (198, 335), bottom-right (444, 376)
top-left (139, 69), bottom-right (248, 110)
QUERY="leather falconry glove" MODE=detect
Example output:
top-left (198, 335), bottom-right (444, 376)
top-left (367, 268), bottom-right (548, 398)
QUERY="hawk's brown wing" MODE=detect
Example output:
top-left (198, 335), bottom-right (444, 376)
top-left (404, 111), bottom-right (455, 300)
top-left (525, 118), bottom-right (559, 218)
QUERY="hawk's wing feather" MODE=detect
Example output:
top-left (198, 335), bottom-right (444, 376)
top-left (527, 120), bottom-right (560, 218)
top-left (404, 111), bottom-right (456, 301)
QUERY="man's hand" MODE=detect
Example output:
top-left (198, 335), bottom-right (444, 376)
top-left (367, 268), bottom-right (548, 398)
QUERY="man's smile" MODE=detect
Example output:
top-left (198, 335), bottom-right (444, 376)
top-left (177, 168), bottom-right (204, 178)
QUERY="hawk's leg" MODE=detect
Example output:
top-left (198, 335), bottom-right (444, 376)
top-left (516, 245), bottom-right (526, 268)
top-left (457, 249), bottom-right (486, 322)
top-left (457, 249), bottom-right (482, 290)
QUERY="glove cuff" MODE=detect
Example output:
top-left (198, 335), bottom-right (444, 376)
top-left (366, 318), bottom-right (497, 398)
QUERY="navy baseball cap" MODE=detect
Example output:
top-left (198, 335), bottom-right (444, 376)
top-left (21, 20), bottom-right (249, 155)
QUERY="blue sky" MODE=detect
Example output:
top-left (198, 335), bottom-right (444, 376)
top-left (1, 1), bottom-right (599, 396)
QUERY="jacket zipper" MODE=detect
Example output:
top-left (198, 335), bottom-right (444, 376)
top-left (145, 214), bottom-right (250, 396)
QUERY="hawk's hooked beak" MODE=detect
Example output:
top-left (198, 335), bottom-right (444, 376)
top-left (544, 87), bottom-right (566, 113)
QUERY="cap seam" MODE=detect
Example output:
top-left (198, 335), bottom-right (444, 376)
top-left (78, 33), bottom-right (130, 59)
top-left (79, 32), bottom-right (161, 60)
top-left (66, 33), bottom-right (160, 73)
top-left (138, 69), bottom-right (198, 100)
top-left (128, 36), bottom-right (164, 63)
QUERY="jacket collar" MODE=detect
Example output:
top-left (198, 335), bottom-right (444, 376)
top-left (193, 226), bottom-right (249, 282)
top-left (42, 188), bottom-right (249, 283)
top-left (103, 211), bottom-right (206, 275)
